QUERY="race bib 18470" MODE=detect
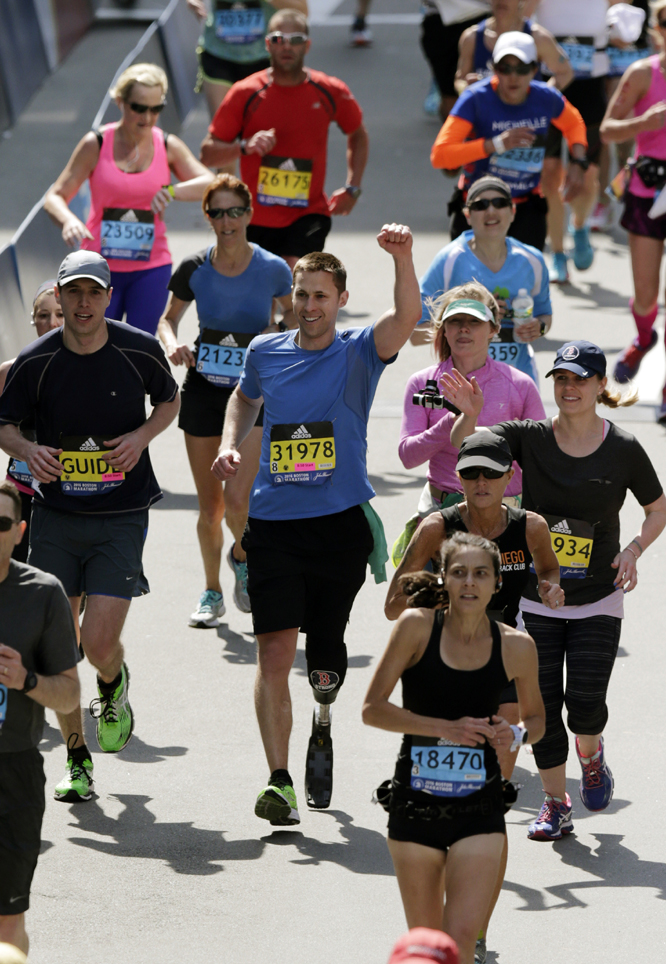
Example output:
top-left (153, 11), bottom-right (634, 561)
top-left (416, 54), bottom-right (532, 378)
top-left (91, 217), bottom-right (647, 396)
top-left (59, 435), bottom-right (125, 497)
top-left (269, 422), bottom-right (335, 485)
top-left (410, 738), bottom-right (486, 798)
top-left (101, 208), bottom-right (155, 261)
top-left (258, 156), bottom-right (313, 208)
top-left (196, 329), bottom-right (252, 387)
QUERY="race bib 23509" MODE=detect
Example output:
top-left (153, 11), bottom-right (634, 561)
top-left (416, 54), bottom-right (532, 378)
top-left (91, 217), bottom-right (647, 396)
top-left (101, 208), bottom-right (155, 261)
top-left (59, 435), bottom-right (125, 497)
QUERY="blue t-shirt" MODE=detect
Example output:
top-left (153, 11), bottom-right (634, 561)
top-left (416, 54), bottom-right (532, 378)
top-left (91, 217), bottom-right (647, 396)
top-left (419, 231), bottom-right (551, 382)
top-left (168, 243), bottom-right (292, 386)
top-left (239, 324), bottom-right (394, 520)
top-left (451, 78), bottom-right (566, 196)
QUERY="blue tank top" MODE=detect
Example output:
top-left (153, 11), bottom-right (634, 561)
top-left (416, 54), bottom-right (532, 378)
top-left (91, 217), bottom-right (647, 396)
top-left (473, 19), bottom-right (541, 80)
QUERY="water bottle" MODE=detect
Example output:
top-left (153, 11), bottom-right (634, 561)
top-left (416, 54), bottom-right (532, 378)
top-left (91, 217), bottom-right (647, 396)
top-left (511, 288), bottom-right (534, 343)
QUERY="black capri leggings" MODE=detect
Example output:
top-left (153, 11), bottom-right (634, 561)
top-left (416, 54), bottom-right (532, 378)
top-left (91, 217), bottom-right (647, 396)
top-left (522, 613), bottom-right (621, 771)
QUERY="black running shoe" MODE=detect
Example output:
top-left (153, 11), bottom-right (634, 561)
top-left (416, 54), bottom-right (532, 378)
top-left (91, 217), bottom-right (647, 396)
top-left (305, 707), bottom-right (333, 809)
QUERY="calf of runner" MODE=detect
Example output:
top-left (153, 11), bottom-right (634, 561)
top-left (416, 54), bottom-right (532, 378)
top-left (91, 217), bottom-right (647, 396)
top-left (212, 223), bottom-right (422, 825)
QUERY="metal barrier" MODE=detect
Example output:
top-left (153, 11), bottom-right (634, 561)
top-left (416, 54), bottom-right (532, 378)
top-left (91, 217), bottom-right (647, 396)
top-left (0, 0), bottom-right (200, 363)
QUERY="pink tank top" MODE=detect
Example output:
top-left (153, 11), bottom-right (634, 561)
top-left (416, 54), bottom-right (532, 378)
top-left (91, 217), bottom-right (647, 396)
top-left (630, 55), bottom-right (666, 198)
top-left (83, 123), bottom-right (171, 272)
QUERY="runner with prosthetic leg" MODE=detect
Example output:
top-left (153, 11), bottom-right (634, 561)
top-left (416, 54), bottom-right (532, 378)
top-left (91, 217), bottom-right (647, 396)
top-left (213, 224), bottom-right (421, 824)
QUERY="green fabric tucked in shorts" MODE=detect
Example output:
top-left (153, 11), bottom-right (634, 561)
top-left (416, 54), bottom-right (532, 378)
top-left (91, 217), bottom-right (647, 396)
top-left (391, 492), bottom-right (464, 569)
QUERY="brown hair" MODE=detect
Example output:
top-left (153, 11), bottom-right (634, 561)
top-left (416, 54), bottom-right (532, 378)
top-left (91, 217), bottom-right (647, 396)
top-left (268, 8), bottom-right (309, 33)
top-left (293, 252), bottom-right (347, 295)
top-left (428, 282), bottom-right (501, 361)
top-left (202, 173), bottom-right (252, 215)
top-left (0, 480), bottom-right (22, 521)
top-left (399, 532), bottom-right (501, 609)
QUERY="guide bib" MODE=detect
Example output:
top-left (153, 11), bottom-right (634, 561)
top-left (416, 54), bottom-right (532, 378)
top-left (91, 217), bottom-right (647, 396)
top-left (257, 156), bottom-right (313, 208)
top-left (101, 208), bottom-right (155, 262)
top-left (269, 421), bottom-right (335, 485)
top-left (59, 435), bottom-right (125, 497)
top-left (410, 737), bottom-right (487, 798)
top-left (196, 329), bottom-right (251, 387)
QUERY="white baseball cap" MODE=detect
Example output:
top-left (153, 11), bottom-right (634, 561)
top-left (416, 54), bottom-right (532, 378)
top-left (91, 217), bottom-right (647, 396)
top-left (493, 31), bottom-right (538, 66)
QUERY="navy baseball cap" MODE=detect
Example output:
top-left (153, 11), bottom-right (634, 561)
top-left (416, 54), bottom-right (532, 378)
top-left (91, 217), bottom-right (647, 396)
top-left (546, 340), bottom-right (606, 379)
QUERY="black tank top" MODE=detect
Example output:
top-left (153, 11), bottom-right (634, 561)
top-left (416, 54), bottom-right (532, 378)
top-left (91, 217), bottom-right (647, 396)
top-left (441, 505), bottom-right (531, 628)
top-left (393, 611), bottom-right (509, 799)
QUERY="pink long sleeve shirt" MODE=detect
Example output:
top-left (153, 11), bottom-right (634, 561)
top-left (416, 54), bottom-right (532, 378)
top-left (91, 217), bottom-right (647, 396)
top-left (399, 357), bottom-right (546, 496)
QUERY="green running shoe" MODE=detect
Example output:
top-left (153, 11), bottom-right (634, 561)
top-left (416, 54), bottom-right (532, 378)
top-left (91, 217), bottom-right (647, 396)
top-left (255, 780), bottom-right (300, 826)
top-left (89, 662), bottom-right (134, 753)
top-left (54, 755), bottom-right (94, 803)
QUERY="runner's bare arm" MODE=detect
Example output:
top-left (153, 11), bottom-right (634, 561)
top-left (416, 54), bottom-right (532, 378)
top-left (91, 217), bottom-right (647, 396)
top-left (0, 359), bottom-right (14, 395)
top-left (534, 27), bottom-right (574, 91)
top-left (385, 514), bottom-right (445, 620)
top-left (454, 26), bottom-right (479, 94)
top-left (212, 387), bottom-right (263, 480)
top-left (200, 128), bottom-right (277, 167)
top-left (157, 294), bottom-right (196, 367)
top-left (500, 628), bottom-right (545, 744)
top-left (152, 136), bottom-right (214, 213)
top-left (526, 511), bottom-right (565, 609)
top-left (44, 132), bottom-right (100, 245)
top-left (612, 493), bottom-right (666, 591)
top-left (0, 424), bottom-right (63, 483)
top-left (269, 0), bottom-right (308, 11)
top-left (601, 61), bottom-right (658, 143)
top-left (0, 646), bottom-right (80, 715)
top-left (373, 225), bottom-right (422, 361)
top-left (328, 123), bottom-right (369, 215)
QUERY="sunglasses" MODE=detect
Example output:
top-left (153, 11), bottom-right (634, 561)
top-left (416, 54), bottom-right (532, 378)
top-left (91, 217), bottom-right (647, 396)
top-left (0, 516), bottom-right (19, 532)
top-left (266, 31), bottom-right (308, 45)
top-left (206, 206), bottom-right (250, 220)
top-left (467, 197), bottom-right (512, 212)
top-left (495, 62), bottom-right (534, 76)
top-left (458, 467), bottom-right (507, 480)
top-left (127, 101), bottom-right (166, 115)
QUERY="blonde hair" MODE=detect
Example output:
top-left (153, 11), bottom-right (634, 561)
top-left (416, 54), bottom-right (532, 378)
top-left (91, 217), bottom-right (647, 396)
top-left (110, 63), bottom-right (168, 102)
top-left (429, 281), bottom-right (501, 361)
top-left (597, 385), bottom-right (638, 408)
top-left (652, 1), bottom-right (666, 23)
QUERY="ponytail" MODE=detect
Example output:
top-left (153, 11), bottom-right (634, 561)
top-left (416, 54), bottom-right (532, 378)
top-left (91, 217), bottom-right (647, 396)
top-left (398, 571), bottom-right (447, 610)
top-left (598, 386), bottom-right (638, 408)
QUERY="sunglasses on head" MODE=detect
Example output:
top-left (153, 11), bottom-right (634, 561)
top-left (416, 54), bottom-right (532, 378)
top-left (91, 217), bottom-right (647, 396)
top-left (266, 31), bottom-right (308, 45)
top-left (127, 101), bottom-right (166, 115)
top-left (495, 61), bottom-right (534, 76)
top-left (458, 466), bottom-right (507, 480)
top-left (206, 206), bottom-right (250, 220)
top-left (0, 516), bottom-right (18, 532)
top-left (468, 197), bottom-right (512, 212)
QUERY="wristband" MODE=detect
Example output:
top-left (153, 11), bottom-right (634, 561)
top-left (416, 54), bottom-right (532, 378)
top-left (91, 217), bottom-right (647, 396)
top-left (630, 538), bottom-right (643, 556)
top-left (539, 322), bottom-right (547, 336)
top-left (492, 135), bottom-right (507, 155)
top-left (626, 546), bottom-right (640, 562)
top-left (240, 139), bottom-right (248, 155)
top-left (509, 725), bottom-right (528, 752)
top-left (166, 184), bottom-right (176, 199)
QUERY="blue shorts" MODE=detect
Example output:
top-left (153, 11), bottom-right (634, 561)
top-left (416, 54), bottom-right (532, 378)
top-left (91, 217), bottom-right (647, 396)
top-left (108, 263), bottom-right (172, 335)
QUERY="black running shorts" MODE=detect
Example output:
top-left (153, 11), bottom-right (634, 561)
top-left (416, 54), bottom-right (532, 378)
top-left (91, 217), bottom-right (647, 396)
top-left (544, 76), bottom-right (606, 166)
top-left (179, 366), bottom-right (264, 437)
top-left (0, 748), bottom-right (46, 915)
top-left (246, 214), bottom-right (332, 259)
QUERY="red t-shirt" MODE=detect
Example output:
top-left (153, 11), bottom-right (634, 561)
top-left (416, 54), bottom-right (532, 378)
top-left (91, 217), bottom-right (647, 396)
top-left (209, 68), bottom-right (363, 228)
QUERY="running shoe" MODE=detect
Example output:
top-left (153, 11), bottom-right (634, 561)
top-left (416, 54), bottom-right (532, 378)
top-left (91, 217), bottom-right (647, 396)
top-left (305, 706), bottom-right (333, 809)
top-left (613, 329), bottom-right (658, 383)
top-left (350, 19), bottom-right (372, 47)
top-left (549, 251), bottom-right (569, 284)
top-left (227, 545), bottom-right (251, 614)
top-left (255, 779), bottom-right (300, 826)
top-left (89, 663), bottom-right (134, 754)
top-left (589, 201), bottom-right (612, 232)
top-left (527, 793), bottom-right (574, 841)
top-left (576, 736), bottom-right (614, 811)
top-left (572, 226), bottom-right (594, 271)
top-left (189, 588), bottom-right (225, 627)
top-left (474, 938), bottom-right (487, 964)
top-left (423, 79), bottom-right (441, 117)
top-left (54, 755), bottom-right (94, 803)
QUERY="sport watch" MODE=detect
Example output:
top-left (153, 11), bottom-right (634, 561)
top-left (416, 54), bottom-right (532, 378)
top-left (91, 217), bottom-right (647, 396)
top-left (345, 185), bottom-right (362, 200)
top-left (570, 156), bottom-right (589, 172)
top-left (21, 670), bottom-right (38, 694)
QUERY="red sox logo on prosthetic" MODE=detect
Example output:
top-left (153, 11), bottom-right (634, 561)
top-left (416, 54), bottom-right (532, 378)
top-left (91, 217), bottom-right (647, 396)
top-left (310, 671), bottom-right (340, 693)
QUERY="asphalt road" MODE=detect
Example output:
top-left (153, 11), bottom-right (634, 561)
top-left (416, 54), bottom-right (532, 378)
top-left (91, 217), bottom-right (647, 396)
top-left (3, 3), bottom-right (666, 963)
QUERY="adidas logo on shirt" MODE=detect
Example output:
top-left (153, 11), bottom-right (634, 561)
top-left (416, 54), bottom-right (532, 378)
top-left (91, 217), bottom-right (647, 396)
top-left (551, 519), bottom-right (572, 535)
top-left (218, 334), bottom-right (238, 347)
top-left (119, 209), bottom-right (139, 223)
top-left (279, 158), bottom-right (298, 172)
top-left (79, 437), bottom-right (101, 452)
top-left (291, 424), bottom-right (312, 439)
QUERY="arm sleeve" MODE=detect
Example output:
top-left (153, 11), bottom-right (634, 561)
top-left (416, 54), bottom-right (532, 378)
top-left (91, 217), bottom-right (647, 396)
top-left (551, 97), bottom-right (588, 151)
top-left (168, 253), bottom-right (205, 302)
top-left (628, 438), bottom-right (663, 506)
top-left (398, 372), bottom-right (455, 469)
top-left (418, 253), bottom-right (447, 326)
top-left (208, 85), bottom-right (247, 142)
top-left (486, 419), bottom-right (526, 464)
top-left (0, 355), bottom-right (38, 427)
top-left (239, 340), bottom-right (263, 399)
top-left (36, 581), bottom-right (80, 676)
top-left (431, 115), bottom-right (488, 170)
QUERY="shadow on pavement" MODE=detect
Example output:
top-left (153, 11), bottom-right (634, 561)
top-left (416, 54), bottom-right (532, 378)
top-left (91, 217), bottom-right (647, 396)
top-left (368, 472), bottom-right (427, 497)
top-left (553, 279), bottom-right (628, 312)
top-left (40, 720), bottom-right (65, 753)
top-left (217, 626), bottom-right (373, 675)
top-left (113, 733), bottom-right (188, 764)
top-left (68, 795), bottom-right (264, 875)
top-left (261, 809), bottom-right (394, 875)
top-left (152, 489), bottom-right (200, 511)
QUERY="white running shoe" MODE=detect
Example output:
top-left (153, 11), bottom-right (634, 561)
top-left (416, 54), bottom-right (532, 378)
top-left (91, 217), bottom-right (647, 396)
top-left (189, 589), bottom-right (225, 627)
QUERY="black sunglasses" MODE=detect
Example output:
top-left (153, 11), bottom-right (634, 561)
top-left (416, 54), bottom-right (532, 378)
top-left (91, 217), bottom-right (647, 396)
top-left (458, 467), bottom-right (507, 480)
top-left (0, 516), bottom-right (18, 532)
top-left (468, 197), bottom-right (512, 212)
top-left (495, 61), bottom-right (534, 76)
top-left (206, 206), bottom-right (250, 220)
top-left (127, 101), bottom-right (166, 115)
top-left (266, 31), bottom-right (308, 45)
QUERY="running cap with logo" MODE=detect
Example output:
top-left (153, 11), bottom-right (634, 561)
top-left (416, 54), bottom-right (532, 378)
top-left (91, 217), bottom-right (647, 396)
top-left (456, 431), bottom-right (513, 474)
top-left (466, 176), bottom-right (512, 205)
top-left (388, 928), bottom-right (459, 964)
top-left (546, 340), bottom-right (606, 379)
top-left (57, 250), bottom-right (111, 289)
top-left (493, 30), bottom-right (538, 66)
top-left (442, 299), bottom-right (494, 324)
